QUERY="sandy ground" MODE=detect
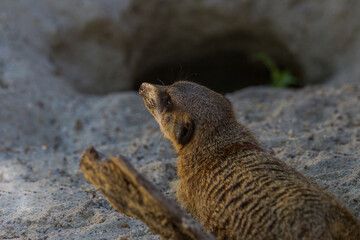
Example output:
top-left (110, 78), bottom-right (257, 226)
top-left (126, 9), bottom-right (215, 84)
top-left (0, 1), bottom-right (359, 240)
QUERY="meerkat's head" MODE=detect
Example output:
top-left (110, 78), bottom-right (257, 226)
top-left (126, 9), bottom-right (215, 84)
top-left (139, 81), bottom-right (236, 152)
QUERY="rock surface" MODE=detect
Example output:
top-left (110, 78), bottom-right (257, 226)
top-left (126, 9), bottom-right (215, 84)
top-left (24, 0), bottom-right (360, 93)
top-left (0, 1), bottom-right (359, 240)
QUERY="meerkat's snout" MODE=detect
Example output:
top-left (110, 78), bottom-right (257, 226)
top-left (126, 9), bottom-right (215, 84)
top-left (139, 82), bottom-right (159, 114)
top-left (139, 82), bottom-right (161, 101)
top-left (138, 84), bottom-right (145, 95)
top-left (138, 82), bottom-right (152, 96)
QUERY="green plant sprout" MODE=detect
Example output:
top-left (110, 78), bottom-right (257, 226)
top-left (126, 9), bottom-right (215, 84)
top-left (251, 52), bottom-right (297, 88)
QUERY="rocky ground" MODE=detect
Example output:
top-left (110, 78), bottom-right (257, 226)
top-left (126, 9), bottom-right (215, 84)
top-left (0, 1), bottom-right (359, 240)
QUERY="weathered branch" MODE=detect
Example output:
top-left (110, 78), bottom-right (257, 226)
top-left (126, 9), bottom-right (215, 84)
top-left (80, 147), bottom-right (215, 240)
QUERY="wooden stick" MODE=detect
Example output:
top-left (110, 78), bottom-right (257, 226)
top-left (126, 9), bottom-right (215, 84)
top-left (80, 147), bottom-right (215, 240)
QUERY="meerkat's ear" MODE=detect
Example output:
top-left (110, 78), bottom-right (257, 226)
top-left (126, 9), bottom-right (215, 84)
top-left (175, 115), bottom-right (195, 146)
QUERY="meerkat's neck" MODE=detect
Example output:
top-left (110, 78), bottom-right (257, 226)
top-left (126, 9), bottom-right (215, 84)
top-left (178, 121), bottom-right (260, 160)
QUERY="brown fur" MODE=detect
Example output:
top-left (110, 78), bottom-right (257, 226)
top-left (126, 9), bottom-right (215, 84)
top-left (139, 81), bottom-right (360, 240)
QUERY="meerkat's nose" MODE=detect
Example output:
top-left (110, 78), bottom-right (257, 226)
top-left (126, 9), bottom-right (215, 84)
top-left (139, 82), bottom-right (158, 96)
top-left (139, 82), bottom-right (149, 95)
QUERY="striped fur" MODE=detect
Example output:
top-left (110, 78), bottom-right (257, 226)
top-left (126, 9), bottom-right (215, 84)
top-left (140, 81), bottom-right (360, 240)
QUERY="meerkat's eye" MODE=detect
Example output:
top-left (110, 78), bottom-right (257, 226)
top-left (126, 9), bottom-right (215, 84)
top-left (160, 94), bottom-right (172, 112)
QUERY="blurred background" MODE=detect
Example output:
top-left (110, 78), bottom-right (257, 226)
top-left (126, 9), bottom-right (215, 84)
top-left (44, 0), bottom-right (359, 94)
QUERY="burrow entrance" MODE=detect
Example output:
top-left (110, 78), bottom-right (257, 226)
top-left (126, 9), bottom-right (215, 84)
top-left (49, 19), bottom-right (303, 94)
top-left (133, 49), bottom-right (301, 94)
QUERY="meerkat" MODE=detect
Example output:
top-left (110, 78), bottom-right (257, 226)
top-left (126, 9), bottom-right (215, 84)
top-left (139, 81), bottom-right (360, 240)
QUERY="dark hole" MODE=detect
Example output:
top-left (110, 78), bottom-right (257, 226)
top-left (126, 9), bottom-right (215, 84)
top-left (134, 50), bottom-right (299, 94)
top-left (49, 18), bottom-right (303, 94)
